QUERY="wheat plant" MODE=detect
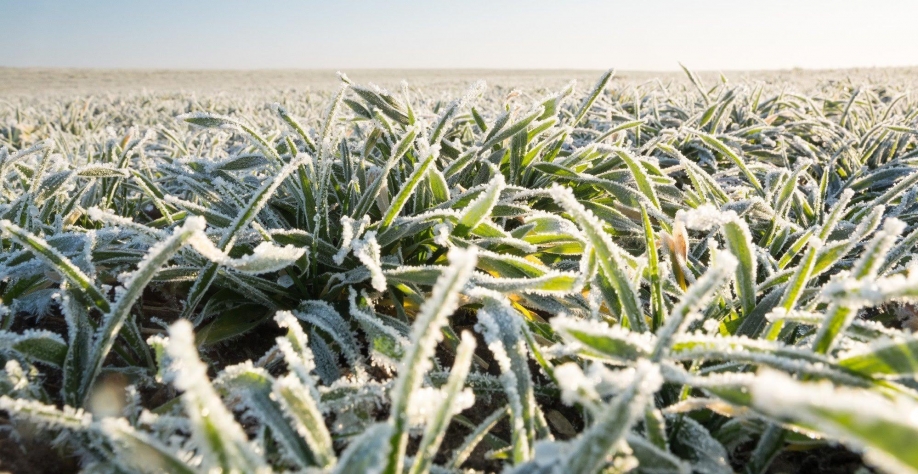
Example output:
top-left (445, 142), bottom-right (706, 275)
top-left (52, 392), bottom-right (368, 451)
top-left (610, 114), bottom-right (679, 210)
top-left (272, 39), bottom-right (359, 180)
top-left (1, 68), bottom-right (918, 473)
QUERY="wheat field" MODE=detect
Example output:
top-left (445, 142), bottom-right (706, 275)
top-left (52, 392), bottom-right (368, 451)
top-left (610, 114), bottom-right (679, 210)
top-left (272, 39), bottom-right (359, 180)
top-left (1, 68), bottom-right (918, 473)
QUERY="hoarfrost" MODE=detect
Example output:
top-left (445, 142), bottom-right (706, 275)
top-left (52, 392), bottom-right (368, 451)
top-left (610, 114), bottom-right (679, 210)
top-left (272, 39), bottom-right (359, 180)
top-left (351, 231), bottom-right (387, 292)
top-left (187, 232), bottom-right (305, 275)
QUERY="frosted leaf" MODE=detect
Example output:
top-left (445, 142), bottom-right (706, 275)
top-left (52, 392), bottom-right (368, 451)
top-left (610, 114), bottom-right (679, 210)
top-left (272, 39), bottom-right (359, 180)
top-left (0, 395), bottom-right (91, 431)
top-left (217, 153), bottom-right (311, 250)
top-left (384, 247), bottom-right (478, 472)
top-left (7, 289), bottom-right (59, 319)
top-left (86, 206), bottom-right (166, 240)
top-left (116, 216), bottom-right (206, 289)
top-left (471, 270), bottom-right (583, 296)
top-left (321, 377), bottom-right (388, 419)
top-left (310, 331), bottom-right (343, 385)
top-left (653, 251), bottom-right (738, 357)
top-left (388, 208), bottom-right (461, 228)
top-left (751, 369), bottom-right (918, 474)
top-left (702, 318), bottom-right (721, 333)
top-left (475, 236), bottom-right (538, 253)
top-left (334, 215), bottom-right (371, 265)
top-left (676, 204), bottom-right (738, 231)
top-left (667, 415), bottom-right (732, 474)
top-left (187, 232), bottom-right (305, 275)
top-left (433, 222), bottom-right (452, 246)
top-left (471, 291), bottom-right (538, 463)
top-left (553, 363), bottom-right (598, 407)
top-left (551, 315), bottom-right (656, 360)
top-left (525, 209), bottom-right (582, 230)
top-left (753, 373), bottom-right (916, 426)
top-left (455, 172), bottom-right (504, 236)
top-left (586, 362), bottom-right (658, 396)
top-left (163, 195), bottom-right (234, 227)
top-left (405, 386), bottom-right (474, 427)
top-left (390, 245), bottom-right (476, 380)
top-left (822, 265), bottom-right (918, 305)
top-left (348, 288), bottom-right (409, 371)
top-left (273, 310), bottom-right (319, 392)
top-left (295, 300), bottom-right (364, 374)
top-left (78, 229), bottom-right (97, 279)
top-left (272, 373), bottom-right (336, 467)
top-left (0, 219), bottom-right (103, 304)
top-left (164, 320), bottom-right (265, 472)
top-left (351, 231), bottom-right (386, 292)
top-left (332, 422), bottom-right (392, 474)
top-left (852, 218), bottom-right (908, 278)
top-left (563, 359), bottom-right (661, 473)
top-left (475, 247), bottom-right (555, 278)
top-left (548, 184), bottom-right (647, 330)
top-left (3, 360), bottom-right (31, 394)
top-left (430, 80), bottom-right (487, 144)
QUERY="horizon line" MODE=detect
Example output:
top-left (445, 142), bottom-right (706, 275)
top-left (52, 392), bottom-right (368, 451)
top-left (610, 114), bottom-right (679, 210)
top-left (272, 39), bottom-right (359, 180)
top-left (4, 65), bottom-right (917, 74)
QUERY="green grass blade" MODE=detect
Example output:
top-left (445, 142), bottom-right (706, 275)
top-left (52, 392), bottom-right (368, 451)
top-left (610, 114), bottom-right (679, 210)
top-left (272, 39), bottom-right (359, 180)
top-left (752, 370), bottom-right (918, 474)
top-left (616, 149), bottom-right (660, 209)
top-left (572, 69), bottom-right (614, 126)
top-left (333, 423), bottom-right (393, 474)
top-left (447, 406), bottom-right (509, 470)
top-left (563, 361), bottom-right (661, 473)
top-left (721, 218), bottom-right (758, 319)
top-left (164, 320), bottom-right (266, 472)
top-left (839, 337), bottom-right (918, 377)
top-left (454, 173), bottom-right (504, 237)
top-left (550, 185), bottom-right (647, 332)
top-left (0, 220), bottom-right (110, 312)
top-left (99, 418), bottom-right (197, 474)
top-left (695, 131), bottom-right (765, 196)
top-left (383, 247), bottom-right (477, 474)
top-left (472, 293), bottom-right (539, 463)
top-left (181, 155), bottom-right (309, 320)
top-left (80, 218), bottom-right (206, 404)
top-left (408, 331), bottom-right (476, 474)
top-left (379, 144), bottom-right (437, 230)
top-left (652, 251), bottom-right (737, 360)
top-left (351, 127), bottom-right (418, 219)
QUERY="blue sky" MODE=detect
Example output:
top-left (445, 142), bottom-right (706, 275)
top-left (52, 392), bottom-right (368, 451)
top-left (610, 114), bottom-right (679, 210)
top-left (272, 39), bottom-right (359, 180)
top-left (3, 1), bottom-right (917, 71)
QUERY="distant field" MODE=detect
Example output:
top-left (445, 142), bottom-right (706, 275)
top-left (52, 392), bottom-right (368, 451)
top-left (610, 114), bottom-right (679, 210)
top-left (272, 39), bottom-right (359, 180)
top-left (0, 68), bottom-right (606, 95)
top-left (4, 66), bottom-right (918, 96)
top-left (2, 67), bottom-right (918, 474)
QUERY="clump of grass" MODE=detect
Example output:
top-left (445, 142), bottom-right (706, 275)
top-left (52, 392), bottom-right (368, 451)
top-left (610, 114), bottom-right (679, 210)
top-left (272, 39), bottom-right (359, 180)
top-left (2, 68), bottom-right (918, 473)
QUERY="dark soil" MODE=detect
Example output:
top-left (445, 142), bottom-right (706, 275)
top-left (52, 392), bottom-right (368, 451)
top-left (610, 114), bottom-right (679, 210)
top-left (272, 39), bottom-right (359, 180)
top-left (729, 439), bottom-right (872, 474)
top-left (0, 426), bottom-right (79, 474)
top-left (767, 446), bottom-right (872, 474)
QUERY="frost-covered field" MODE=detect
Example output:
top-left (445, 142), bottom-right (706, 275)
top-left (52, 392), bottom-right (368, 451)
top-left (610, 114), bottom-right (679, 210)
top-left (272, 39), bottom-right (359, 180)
top-left (2, 68), bottom-right (918, 473)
